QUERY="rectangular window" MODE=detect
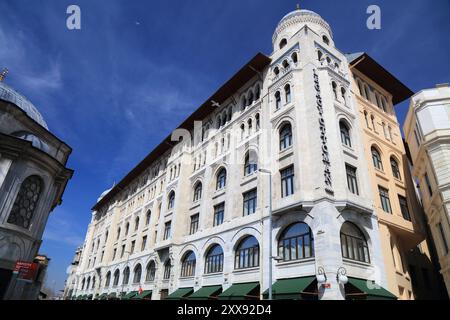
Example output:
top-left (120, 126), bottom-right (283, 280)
top-left (190, 214), bottom-right (199, 235)
top-left (120, 245), bottom-right (125, 258)
top-left (378, 186), bottom-right (392, 214)
top-left (424, 172), bottom-right (433, 196)
top-left (398, 196), bottom-right (411, 221)
top-left (101, 251), bottom-right (104, 262)
top-left (438, 222), bottom-right (449, 254)
top-left (163, 221), bottom-right (171, 240)
top-left (141, 236), bottom-right (147, 251)
top-left (346, 164), bottom-right (359, 195)
top-left (243, 189), bottom-right (257, 216)
top-left (281, 165), bottom-right (294, 197)
top-left (130, 240), bottom-right (135, 254)
top-left (213, 203), bottom-right (225, 226)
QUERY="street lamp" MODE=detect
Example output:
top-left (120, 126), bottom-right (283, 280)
top-left (258, 168), bottom-right (278, 300)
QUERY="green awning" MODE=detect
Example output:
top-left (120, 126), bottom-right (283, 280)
top-left (81, 294), bottom-right (88, 300)
top-left (107, 292), bottom-right (117, 300)
top-left (121, 291), bottom-right (138, 300)
top-left (263, 276), bottom-right (316, 300)
top-left (87, 294), bottom-right (93, 300)
top-left (189, 285), bottom-right (222, 300)
top-left (166, 287), bottom-right (194, 300)
top-left (218, 282), bottom-right (260, 300)
top-left (347, 277), bottom-right (397, 300)
top-left (97, 293), bottom-right (108, 300)
top-left (131, 290), bottom-right (152, 300)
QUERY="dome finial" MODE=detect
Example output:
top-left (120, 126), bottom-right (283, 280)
top-left (0, 68), bottom-right (8, 82)
top-left (296, 3), bottom-right (300, 10)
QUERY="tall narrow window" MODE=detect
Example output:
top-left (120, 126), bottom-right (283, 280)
top-left (243, 189), bottom-right (257, 216)
top-left (278, 223), bottom-right (314, 261)
top-left (205, 245), bottom-right (224, 274)
top-left (213, 203), bottom-right (225, 226)
top-left (190, 213), bottom-right (199, 235)
top-left (244, 151), bottom-right (258, 176)
top-left (317, 50), bottom-right (323, 61)
top-left (391, 157), bottom-right (401, 180)
top-left (181, 251), bottom-right (196, 277)
top-left (284, 84), bottom-right (291, 104)
top-left (281, 165), bottom-right (294, 197)
top-left (130, 240), bottom-right (135, 254)
top-left (141, 236), bottom-right (147, 251)
top-left (332, 81), bottom-right (338, 99)
top-left (133, 264), bottom-right (142, 284)
top-left (134, 216), bottom-right (139, 231)
top-left (216, 168), bottom-right (227, 190)
top-left (113, 270), bottom-right (120, 286)
top-left (163, 260), bottom-right (171, 280)
top-left (340, 222), bottom-right (370, 263)
top-left (346, 164), bottom-right (359, 195)
top-left (424, 172), bottom-right (433, 196)
top-left (235, 236), bottom-right (260, 269)
top-left (105, 272), bottom-right (111, 288)
top-left (291, 52), bottom-right (298, 63)
top-left (167, 191), bottom-right (175, 210)
top-left (145, 261), bottom-right (156, 282)
top-left (255, 113), bottom-right (260, 130)
top-left (7, 175), bottom-right (43, 229)
top-left (163, 221), bottom-right (171, 240)
top-left (340, 121), bottom-right (351, 147)
top-left (279, 123), bottom-right (292, 150)
top-left (145, 210), bottom-right (151, 226)
top-left (364, 110), bottom-right (369, 128)
top-left (398, 196), bottom-right (411, 221)
top-left (371, 115), bottom-right (376, 131)
top-left (379, 186), bottom-right (392, 214)
top-left (125, 223), bottom-right (129, 236)
top-left (275, 91), bottom-right (281, 109)
top-left (341, 87), bottom-right (346, 104)
top-left (193, 182), bottom-right (202, 202)
top-left (122, 267), bottom-right (130, 285)
top-left (371, 147), bottom-right (383, 170)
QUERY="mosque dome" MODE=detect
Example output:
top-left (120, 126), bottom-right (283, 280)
top-left (0, 81), bottom-right (49, 129)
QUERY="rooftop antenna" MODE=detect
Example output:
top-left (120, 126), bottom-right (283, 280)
top-left (0, 68), bottom-right (8, 82)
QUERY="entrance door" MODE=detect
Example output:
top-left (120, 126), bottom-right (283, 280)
top-left (0, 268), bottom-right (13, 299)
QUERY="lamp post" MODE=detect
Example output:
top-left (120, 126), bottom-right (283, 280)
top-left (258, 168), bottom-right (274, 300)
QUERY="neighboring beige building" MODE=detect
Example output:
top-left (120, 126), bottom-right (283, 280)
top-left (346, 54), bottom-right (446, 299)
top-left (404, 83), bottom-right (450, 296)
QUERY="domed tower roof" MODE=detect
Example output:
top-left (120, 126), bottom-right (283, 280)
top-left (97, 183), bottom-right (116, 203)
top-left (0, 81), bottom-right (49, 129)
top-left (272, 8), bottom-right (333, 50)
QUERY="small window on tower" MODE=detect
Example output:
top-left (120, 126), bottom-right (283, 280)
top-left (322, 35), bottom-right (330, 45)
top-left (279, 38), bottom-right (287, 49)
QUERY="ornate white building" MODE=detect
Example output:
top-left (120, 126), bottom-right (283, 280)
top-left (0, 78), bottom-right (73, 300)
top-left (66, 8), bottom-right (398, 300)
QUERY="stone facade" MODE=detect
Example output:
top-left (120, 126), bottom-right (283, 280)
top-left (404, 83), bottom-right (450, 296)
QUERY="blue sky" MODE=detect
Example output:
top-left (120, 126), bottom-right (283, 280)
top-left (0, 0), bottom-right (449, 292)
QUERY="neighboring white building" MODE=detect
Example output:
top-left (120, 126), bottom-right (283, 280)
top-left (404, 83), bottom-right (450, 296)
top-left (66, 8), bottom-right (396, 300)
top-left (0, 79), bottom-right (73, 300)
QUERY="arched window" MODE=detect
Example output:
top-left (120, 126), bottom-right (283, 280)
top-left (284, 84), bottom-right (291, 104)
top-left (248, 118), bottom-right (253, 134)
top-left (341, 87), bottom-right (346, 104)
top-left (278, 223), bottom-right (314, 261)
top-left (105, 271), bottom-right (111, 288)
top-left (371, 115), bottom-right (376, 131)
top-left (235, 236), bottom-right (259, 269)
top-left (291, 52), bottom-right (298, 63)
top-left (332, 81), bottom-right (338, 99)
top-left (322, 35), bottom-right (330, 45)
top-left (227, 107), bottom-right (232, 121)
top-left (216, 115), bottom-right (222, 129)
top-left (181, 251), bottom-right (196, 277)
top-left (205, 245), bottom-right (224, 274)
top-left (244, 151), bottom-right (258, 176)
top-left (364, 85), bottom-right (371, 102)
top-left (363, 110), bottom-right (369, 128)
top-left (134, 216), bottom-right (139, 231)
top-left (240, 124), bottom-right (245, 139)
top-left (145, 210), bottom-right (151, 226)
top-left (339, 121), bottom-right (351, 147)
top-left (241, 96), bottom-right (247, 111)
top-left (167, 191), bottom-right (175, 210)
top-left (216, 168), bottom-right (227, 190)
top-left (122, 267), bottom-right (130, 285)
top-left (255, 85), bottom-right (261, 100)
top-left (390, 157), bottom-right (401, 180)
top-left (193, 182), bottom-right (202, 202)
top-left (273, 67), bottom-right (279, 76)
top-left (357, 80), bottom-right (365, 98)
top-left (282, 60), bottom-right (289, 69)
top-left (375, 94), bottom-right (382, 109)
top-left (340, 222), bottom-right (370, 263)
top-left (117, 227), bottom-right (121, 240)
top-left (92, 276), bottom-right (96, 289)
top-left (279, 123), bottom-right (292, 150)
top-left (125, 222), bottom-right (130, 236)
top-left (381, 97), bottom-right (387, 112)
top-left (317, 50), bottom-right (323, 61)
top-left (326, 57), bottom-right (331, 65)
top-left (81, 278), bottom-right (85, 290)
top-left (7, 175), bottom-right (43, 229)
top-left (163, 260), bottom-right (171, 279)
top-left (248, 91), bottom-right (254, 105)
top-left (145, 261), bottom-right (156, 282)
top-left (279, 38), bottom-right (287, 49)
top-left (275, 91), bottom-right (281, 109)
top-left (86, 277), bottom-right (91, 290)
top-left (133, 264), bottom-right (142, 284)
top-left (371, 147), bottom-right (383, 170)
